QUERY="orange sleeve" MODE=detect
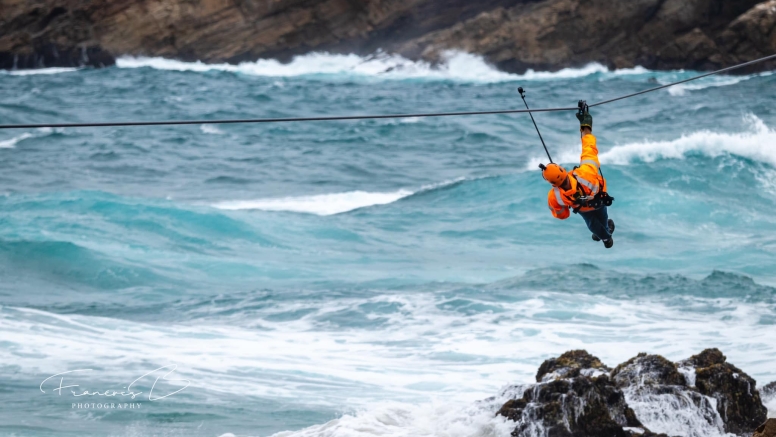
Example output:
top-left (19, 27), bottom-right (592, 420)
top-left (580, 134), bottom-right (600, 170)
top-left (580, 133), bottom-right (609, 191)
top-left (548, 190), bottom-right (570, 220)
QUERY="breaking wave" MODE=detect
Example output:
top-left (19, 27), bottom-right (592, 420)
top-left (267, 400), bottom-right (513, 437)
top-left (664, 71), bottom-right (774, 96)
top-left (0, 132), bottom-right (33, 148)
top-left (1, 67), bottom-right (80, 76)
top-left (117, 52), bottom-right (518, 82)
top-left (212, 189), bottom-right (414, 215)
top-left (211, 178), bottom-right (464, 215)
top-left (533, 114), bottom-right (776, 169)
top-left (117, 52), bottom-right (652, 83)
top-left (0, 128), bottom-right (61, 149)
top-left (600, 114), bottom-right (776, 166)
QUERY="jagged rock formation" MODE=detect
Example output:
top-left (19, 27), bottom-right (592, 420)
top-left (679, 349), bottom-right (768, 435)
top-left (497, 349), bottom-right (768, 437)
top-left (0, 0), bottom-right (521, 69)
top-left (399, 0), bottom-right (776, 73)
top-left (1, 0), bottom-right (775, 72)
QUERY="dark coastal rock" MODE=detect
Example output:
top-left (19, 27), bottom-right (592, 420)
top-left (535, 349), bottom-right (610, 382)
top-left (498, 349), bottom-right (769, 437)
top-left (682, 349), bottom-right (768, 435)
top-left (612, 353), bottom-right (686, 388)
top-left (497, 373), bottom-right (642, 437)
top-left (398, 0), bottom-right (776, 73)
top-left (611, 352), bottom-right (722, 437)
top-left (1, 0), bottom-right (776, 72)
top-left (718, 0), bottom-right (776, 73)
top-left (753, 419), bottom-right (776, 437)
top-left (0, 0), bottom-right (520, 70)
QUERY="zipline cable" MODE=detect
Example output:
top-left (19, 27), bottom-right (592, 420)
top-left (0, 53), bottom-right (774, 130)
top-left (589, 53), bottom-right (776, 108)
top-left (518, 86), bottom-right (553, 163)
top-left (0, 107), bottom-right (578, 130)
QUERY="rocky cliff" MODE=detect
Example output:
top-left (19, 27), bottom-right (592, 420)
top-left (496, 348), bottom-right (770, 437)
top-left (1, 0), bottom-right (776, 72)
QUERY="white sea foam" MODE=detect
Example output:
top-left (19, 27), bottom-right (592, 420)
top-left (601, 114), bottom-right (776, 166)
top-left (612, 66), bottom-right (651, 76)
top-left (678, 366), bottom-right (697, 387)
top-left (117, 52), bottom-right (517, 82)
top-left (0, 132), bottom-right (33, 148)
top-left (3, 290), bottom-right (774, 413)
top-left (529, 114), bottom-right (776, 170)
top-left (622, 388), bottom-right (729, 437)
top-left (519, 63), bottom-right (608, 80)
top-left (665, 71), bottom-right (773, 96)
top-left (212, 178), bottom-right (463, 215)
top-left (212, 189), bottom-right (414, 215)
top-left (270, 400), bottom-right (513, 437)
top-left (764, 387), bottom-right (776, 418)
top-left (117, 52), bottom-right (642, 83)
top-left (200, 124), bottom-right (225, 135)
top-left (2, 67), bottom-right (80, 76)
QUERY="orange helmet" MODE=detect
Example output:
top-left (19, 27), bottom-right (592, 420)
top-left (541, 163), bottom-right (568, 187)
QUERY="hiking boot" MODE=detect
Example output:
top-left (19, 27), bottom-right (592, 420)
top-left (603, 238), bottom-right (614, 249)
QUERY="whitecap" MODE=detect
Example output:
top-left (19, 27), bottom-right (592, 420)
top-left (520, 63), bottom-right (608, 80)
top-left (665, 71), bottom-right (773, 96)
top-left (269, 400), bottom-right (513, 437)
top-left (0, 132), bottom-right (33, 148)
top-left (600, 114), bottom-right (776, 166)
top-left (117, 51), bottom-right (517, 82)
top-left (212, 189), bottom-right (414, 215)
top-left (200, 124), bottom-right (224, 135)
top-left (3, 67), bottom-right (80, 76)
top-left (212, 178), bottom-right (464, 215)
top-left (117, 52), bottom-right (632, 83)
top-left (528, 114), bottom-right (776, 169)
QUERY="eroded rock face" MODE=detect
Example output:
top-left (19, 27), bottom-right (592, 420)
top-left (499, 371), bottom-right (642, 436)
top-left (498, 349), bottom-right (769, 437)
top-left (397, 0), bottom-right (776, 72)
top-left (681, 349), bottom-right (768, 435)
top-left (0, 0), bottom-right (520, 69)
top-left (1, 0), bottom-right (776, 72)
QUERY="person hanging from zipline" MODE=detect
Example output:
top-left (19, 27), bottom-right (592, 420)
top-left (539, 102), bottom-right (615, 248)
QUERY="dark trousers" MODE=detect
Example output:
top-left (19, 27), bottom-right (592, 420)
top-left (580, 206), bottom-right (611, 241)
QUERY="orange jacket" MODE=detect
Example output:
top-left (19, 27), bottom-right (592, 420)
top-left (547, 134), bottom-right (607, 219)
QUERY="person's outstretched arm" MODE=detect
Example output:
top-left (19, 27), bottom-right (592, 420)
top-left (579, 133), bottom-right (600, 170)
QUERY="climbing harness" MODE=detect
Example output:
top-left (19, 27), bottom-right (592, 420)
top-left (574, 100), bottom-right (614, 213)
top-left (0, 53), bottom-right (773, 130)
top-left (536, 99), bottom-right (616, 214)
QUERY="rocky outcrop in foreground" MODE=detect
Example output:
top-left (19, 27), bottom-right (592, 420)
top-left (1, 0), bottom-right (776, 72)
top-left (754, 419), bottom-right (776, 437)
top-left (497, 348), bottom-right (769, 437)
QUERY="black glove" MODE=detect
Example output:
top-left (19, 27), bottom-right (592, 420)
top-left (576, 101), bottom-right (592, 128)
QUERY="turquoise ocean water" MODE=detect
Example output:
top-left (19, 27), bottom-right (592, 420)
top-left (0, 52), bottom-right (775, 436)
